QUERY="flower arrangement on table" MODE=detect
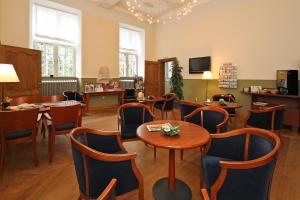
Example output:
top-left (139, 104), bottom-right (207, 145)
top-left (218, 98), bottom-right (228, 106)
top-left (160, 124), bottom-right (180, 136)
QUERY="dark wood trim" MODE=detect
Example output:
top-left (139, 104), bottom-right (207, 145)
top-left (96, 179), bottom-right (117, 200)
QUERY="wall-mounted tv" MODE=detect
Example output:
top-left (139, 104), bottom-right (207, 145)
top-left (189, 56), bottom-right (211, 73)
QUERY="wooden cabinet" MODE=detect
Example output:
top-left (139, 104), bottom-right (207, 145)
top-left (251, 93), bottom-right (300, 130)
top-left (0, 44), bottom-right (42, 97)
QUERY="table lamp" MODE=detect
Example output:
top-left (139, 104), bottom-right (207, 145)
top-left (0, 64), bottom-right (20, 109)
top-left (202, 71), bottom-right (212, 101)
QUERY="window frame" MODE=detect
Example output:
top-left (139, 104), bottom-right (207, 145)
top-left (29, 0), bottom-right (82, 78)
top-left (119, 48), bottom-right (138, 77)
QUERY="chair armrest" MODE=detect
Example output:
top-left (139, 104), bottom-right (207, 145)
top-left (201, 188), bottom-right (210, 200)
top-left (97, 179), bottom-right (117, 200)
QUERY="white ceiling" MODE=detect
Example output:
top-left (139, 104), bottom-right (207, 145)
top-left (90, 0), bottom-right (211, 17)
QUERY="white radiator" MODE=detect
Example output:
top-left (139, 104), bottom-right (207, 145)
top-left (42, 79), bottom-right (78, 96)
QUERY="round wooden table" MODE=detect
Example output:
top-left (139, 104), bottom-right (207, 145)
top-left (204, 101), bottom-right (242, 109)
top-left (137, 120), bottom-right (210, 200)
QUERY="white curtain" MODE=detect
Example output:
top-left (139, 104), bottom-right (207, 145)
top-left (34, 5), bottom-right (78, 43)
top-left (120, 27), bottom-right (141, 52)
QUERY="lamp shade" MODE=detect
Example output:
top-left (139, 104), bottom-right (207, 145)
top-left (0, 64), bottom-right (20, 82)
top-left (202, 71), bottom-right (212, 80)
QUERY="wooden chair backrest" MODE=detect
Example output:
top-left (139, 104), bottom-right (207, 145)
top-left (212, 94), bottom-right (235, 102)
top-left (118, 102), bottom-right (155, 124)
top-left (0, 108), bottom-right (39, 133)
top-left (41, 95), bottom-right (63, 102)
top-left (11, 96), bottom-right (41, 106)
top-left (179, 100), bottom-right (202, 107)
top-left (50, 104), bottom-right (81, 127)
top-left (97, 179), bottom-right (117, 200)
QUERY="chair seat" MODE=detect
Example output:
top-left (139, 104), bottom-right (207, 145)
top-left (48, 122), bottom-right (75, 131)
top-left (5, 129), bottom-right (33, 140)
top-left (121, 124), bottom-right (139, 139)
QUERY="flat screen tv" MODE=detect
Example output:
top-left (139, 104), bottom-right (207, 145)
top-left (189, 56), bottom-right (211, 73)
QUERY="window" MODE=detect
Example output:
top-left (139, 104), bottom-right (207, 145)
top-left (119, 25), bottom-right (145, 77)
top-left (30, 0), bottom-right (81, 77)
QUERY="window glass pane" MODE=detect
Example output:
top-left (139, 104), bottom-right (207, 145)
top-left (34, 42), bottom-right (55, 76)
top-left (127, 54), bottom-right (137, 77)
top-left (119, 53), bottom-right (127, 77)
top-left (58, 45), bottom-right (75, 76)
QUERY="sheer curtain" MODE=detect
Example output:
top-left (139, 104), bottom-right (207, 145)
top-left (120, 27), bottom-right (142, 53)
top-left (34, 5), bottom-right (79, 43)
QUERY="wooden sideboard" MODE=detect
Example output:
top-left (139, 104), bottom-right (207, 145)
top-left (251, 93), bottom-right (300, 130)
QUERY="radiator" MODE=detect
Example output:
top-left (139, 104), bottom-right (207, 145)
top-left (42, 79), bottom-right (78, 96)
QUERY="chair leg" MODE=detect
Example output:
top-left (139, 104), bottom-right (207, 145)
top-left (32, 137), bottom-right (38, 166)
top-left (165, 112), bottom-right (168, 119)
top-left (180, 149), bottom-right (184, 160)
top-left (154, 146), bottom-right (157, 159)
top-left (0, 141), bottom-right (6, 174)
top-left (161, 110), bottom-right (164, 120)
top-left (172, 110), bottom-right (176, 120)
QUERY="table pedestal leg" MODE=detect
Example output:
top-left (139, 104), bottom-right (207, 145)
top-left (152, 149), bottom-right (192, 200)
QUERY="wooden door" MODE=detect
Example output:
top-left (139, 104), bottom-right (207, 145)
top-left (0, 44), bottom-right (42, 97)
top-left (144, 60), bottom-right (164, 97)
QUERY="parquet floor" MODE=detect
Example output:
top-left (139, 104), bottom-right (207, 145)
top-left (0, 109), bottom-right (300, 200)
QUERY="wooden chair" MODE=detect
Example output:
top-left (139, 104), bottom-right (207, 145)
top-left (122, 88), bottom-right (137, 104)
top-left (200, 128), bottom-right (281, 200)
top-left (212, 94), bottom-right (236, 121)
top-left (245, 105), bottom-right (286, 133)
top-left (181, 106), bottom-right (229, 160)
top-left (154, 93), bottom-right (176, 119)
top-left (47, 104), bottom-right (81, 163)
top-left (97, 179), bottom-right (117, 200)
top-left (179, 100), bottom-right (202, 121)
top-left (70, 127), bottom-right (144, 200)
top-left (63, 90), bottom-right (84, 103)
top-left (0, 108), bottom-right (39, 173)
top-left (117, 103), bottom-right (157, 158)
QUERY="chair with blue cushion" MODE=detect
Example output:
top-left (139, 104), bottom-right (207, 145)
top-left (154, 93), bottom-right (176, 119)
top-left (70, 127), bottom-right (144, 200)
top-left (122, 88), bottom-right (137, 104)
top-left (63, 90), bottom-right (84, 103)
top-left (200, 128), bottom-right (281, 200)
top-left (47, 104), bottom-right (81, 163)
top-left (97, 179), bottom-right (117, 200)
top-left (245, 105), bottom-right (286, 133)
top-left (0, 108), bottom-right (39, 173)
top-left (179, 100), bottom-right (202, 121)
top-left (212, 94), bottom-right (236, 121)
top-left (118, 103), bottom-right (156, 157)
top-left (181, 106), bottom-right (229, 160)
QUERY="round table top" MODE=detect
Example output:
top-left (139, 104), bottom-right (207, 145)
top-left (204, 101), bottom-right (242, 109)
top-left (137, 120), bottom-right (210, 150)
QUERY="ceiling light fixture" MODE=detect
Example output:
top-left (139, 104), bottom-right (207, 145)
top-left (126, 0), bottom-right (198, 25)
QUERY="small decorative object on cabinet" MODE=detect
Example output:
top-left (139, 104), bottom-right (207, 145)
top-left (218, 63), bottom-right (237, 88)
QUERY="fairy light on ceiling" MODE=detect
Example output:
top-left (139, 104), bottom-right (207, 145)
top-left (126, 0), bottom-right (199, 24)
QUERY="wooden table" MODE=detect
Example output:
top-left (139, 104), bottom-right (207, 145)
top-left (137, 96), bottom-right (165, 112)
top-left (137, 120), bottom-right (210, 200)
top-left (204, 101), bottom-right (242, 109)
top-left (83, 88), bottom-right (124, 111)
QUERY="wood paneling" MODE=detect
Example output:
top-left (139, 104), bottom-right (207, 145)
top-left (0, 44), bottom-right (41, 97)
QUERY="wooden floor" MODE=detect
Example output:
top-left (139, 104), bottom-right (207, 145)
top-left (0, 109), bottom-right (300, 200)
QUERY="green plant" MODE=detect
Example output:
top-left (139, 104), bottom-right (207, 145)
top-left (160, 124), bottom-right (180, 136)
top-left (170, 61), bottom-right (184, 101)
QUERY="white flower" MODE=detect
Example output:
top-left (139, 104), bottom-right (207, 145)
top-left (162, 125), bottom-right (171, 132)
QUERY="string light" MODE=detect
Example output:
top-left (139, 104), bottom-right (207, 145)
top-left (126, 0), bottom-right (199, 24)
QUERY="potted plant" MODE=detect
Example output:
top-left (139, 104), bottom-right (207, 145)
top-left (170, 61), bottom-right (184, 105)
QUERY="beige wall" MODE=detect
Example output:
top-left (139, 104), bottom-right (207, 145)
top-left (0, 0), bottom-right (155, 78)
top-left (154, 0), bottom-right (300, 80)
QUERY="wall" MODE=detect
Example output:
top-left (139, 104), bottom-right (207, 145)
top-left (0, 0), bottom-right (155, 78)
top-left (154, 0), bottom-right (300, 80)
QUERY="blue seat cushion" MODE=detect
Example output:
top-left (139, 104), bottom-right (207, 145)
top-left (121, 124), bottom-right (138, 139)
top-left (154, 102), bottom-right (164, 110)
top-left (5, 129), bottom-right (32, 140)
top-left (48, 122), bottom-right (75, 132)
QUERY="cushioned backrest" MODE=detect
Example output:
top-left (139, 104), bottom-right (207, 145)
top-left (180, 104), bottom-right (198, 120)
top-left (144, 109), bottom-right (154, 122)
top-left (274, 109), bottom-right (285, 131)
top-left (208, 134), bottom-right (246, 161)
top-left (122, 107), bottom-right (144, 124)
top-left (247, 111), bottom-right (273, 130)
top-left (164, 94), bottom-right (175, 110)
top-left (86, 133), bottom-right (122, 153)
top-left (185, 111), bottom-right (202, 125)
top-left (248, 135), bottom-right (274, 160)
top-left (64, 91), bottom-right (83, 102)
top-left (124, 89), bottom-right (135, 98)
top-left (203, 110), bottom-right (226, 133)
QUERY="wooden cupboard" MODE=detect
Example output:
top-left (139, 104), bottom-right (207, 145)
top-left (0, 44), bottom-right (42, 97)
